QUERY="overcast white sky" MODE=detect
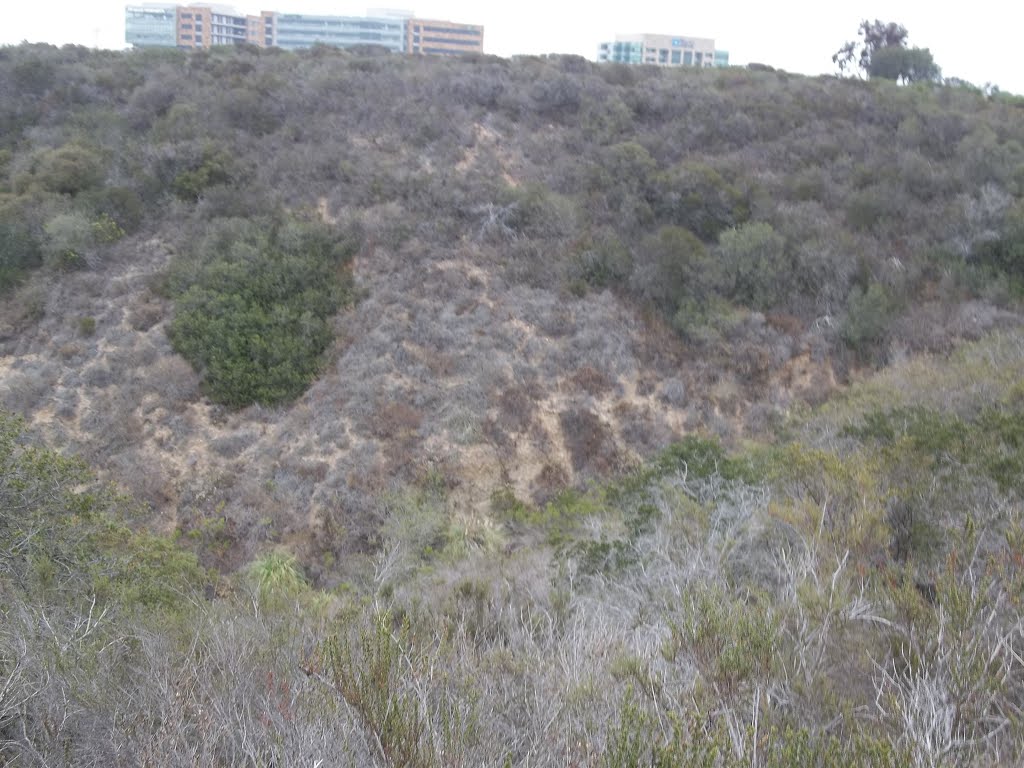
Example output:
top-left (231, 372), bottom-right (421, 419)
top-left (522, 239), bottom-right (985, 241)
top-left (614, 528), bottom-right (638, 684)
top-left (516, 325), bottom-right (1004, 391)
top-left (2, 1), bottom-right (1022, 95)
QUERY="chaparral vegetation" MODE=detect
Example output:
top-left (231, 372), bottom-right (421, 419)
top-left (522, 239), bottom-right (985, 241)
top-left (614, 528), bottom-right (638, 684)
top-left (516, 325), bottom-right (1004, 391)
top-left (1, 40), bottom-right (1023, 766)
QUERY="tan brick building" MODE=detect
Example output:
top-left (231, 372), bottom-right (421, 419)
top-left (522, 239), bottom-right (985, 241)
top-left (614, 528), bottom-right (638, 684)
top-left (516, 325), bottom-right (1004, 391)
top-left (406, 18), bottom-right (484, 56)
top-left (174, 5), bottom-right (266, 48)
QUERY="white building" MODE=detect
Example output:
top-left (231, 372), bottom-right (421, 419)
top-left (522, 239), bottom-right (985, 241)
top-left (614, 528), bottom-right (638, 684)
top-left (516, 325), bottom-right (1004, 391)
top-left (597, 33), bottom-right (728, 68)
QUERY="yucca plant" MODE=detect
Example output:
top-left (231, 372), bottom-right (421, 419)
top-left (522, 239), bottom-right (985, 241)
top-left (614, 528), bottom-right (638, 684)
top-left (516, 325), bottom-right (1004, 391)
top-left (248, 550), bottom-right (306, 604)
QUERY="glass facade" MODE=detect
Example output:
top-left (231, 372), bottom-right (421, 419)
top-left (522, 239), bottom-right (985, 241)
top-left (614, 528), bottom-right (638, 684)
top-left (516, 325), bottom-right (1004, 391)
top-left (125, 5), bottom-right (177, 47)
top-left (273, 15), bottom-right (404, 51)
top-left (598, 41), bottom-right (642, 64)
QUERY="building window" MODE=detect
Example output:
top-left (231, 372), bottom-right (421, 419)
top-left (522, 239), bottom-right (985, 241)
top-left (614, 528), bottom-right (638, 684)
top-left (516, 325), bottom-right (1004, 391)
top-left (683, 51), bottom-right (692, 65)
top-left (671, 50), bottom-right (681, 64)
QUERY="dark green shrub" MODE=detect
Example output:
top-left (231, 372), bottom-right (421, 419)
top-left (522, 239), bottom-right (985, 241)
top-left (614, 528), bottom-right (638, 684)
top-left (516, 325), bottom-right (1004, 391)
top-left (653, 435), bottom-right (755, 482)
top-left (220, 84), bottom-right (285, 136)
top-left (81, 185), bottom-right (145, 233)
top-left (717, 221), bottom-right (791, 309)
top-left (672, 295), bottom-right (744, 345)
top-left (505, 183), bottom-right (577, 239)
top-left (652, 161), bottom-right (749, 241)
top-left (0, 217), bottom-right (42, 293)
top-left (41, 210), bottom-right (94, 270)
top-left (971, 204), bottom-right (1024, 282)
top-left (570, 228), bottom-right (631, 290)
top-left (167, 216), bottom-right (358, 407)
top-left (12, 57), bottom-right (56, 95)
top-left (171, 145), bottom-right (235, 201)
top-left (530, 73), bottom-right (582, 119)
top-left (633, 225), bottom-right (713, 312)
top-left (31, 143), bottom-right (106, 195)
top-left (846, 184), bottom-right (897, 232)
top-left (842, 282), bottom-right (899, 354)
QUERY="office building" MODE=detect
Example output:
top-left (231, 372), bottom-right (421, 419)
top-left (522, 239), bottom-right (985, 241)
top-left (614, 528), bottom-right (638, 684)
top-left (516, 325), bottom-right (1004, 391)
top-left (406, 18), bottom-right (483, 56)
top-left (597, 33), bottom-right (729, 68)
top-left (127, 4), bottom-right (265, 48)
top-left (125, 4), bottom-right (482, 56)
top-left (266, 13), bottom-right (405, 51)
top-left (125, 4), bottom-right (179, 48)
top-left (175, 5), bottom-right (267, 48)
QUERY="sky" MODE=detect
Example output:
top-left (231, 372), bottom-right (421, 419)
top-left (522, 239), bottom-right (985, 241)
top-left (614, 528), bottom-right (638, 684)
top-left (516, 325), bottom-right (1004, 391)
top-left (2, 1), bottom-right (1022, 95)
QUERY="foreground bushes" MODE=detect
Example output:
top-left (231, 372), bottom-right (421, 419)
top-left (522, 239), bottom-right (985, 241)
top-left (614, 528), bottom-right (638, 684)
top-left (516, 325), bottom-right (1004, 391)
top-left (2, 404), bottom-right (1022, 766)
top-left (0, 412), bottom-right (206, 606)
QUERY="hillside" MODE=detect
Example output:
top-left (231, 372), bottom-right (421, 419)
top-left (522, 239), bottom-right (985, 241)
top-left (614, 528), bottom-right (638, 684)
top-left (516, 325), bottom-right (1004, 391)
top-left (3, 43), bottom-right (1023, 572)
top-left (1, 43), bottom-right (1023, 766)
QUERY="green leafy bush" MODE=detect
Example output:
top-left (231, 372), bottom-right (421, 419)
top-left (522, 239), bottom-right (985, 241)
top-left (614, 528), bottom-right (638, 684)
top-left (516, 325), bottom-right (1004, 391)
top-left (672, 294), bottom-right (744, 344)
top-left (26, 143), bottom-right (106, 196)
top-left (167, 216), bottom-right (358, 407)
top-left (654, 435), bottom-right (756, 482)
top-left (845, 403), bottom-right (1024, 495)
top-left (0, 216), bottom-right (41, 293)
top-left (307, 609), bottom-right (474, 767)
top-left (653, 161), bottom-right (750, 241)
top-left (82, 185), bottom-right (145, 233)
top-left (717, 221), bottom-right (791, 309)
top-left (171, 145), bottom-right (236, 201)
top-left (633, 225), bottom-right (713, 312)
top-left (42, 210), bottom-right (95, 269)
top-left (971, 203), bottom-right (1024, 285)
top-left (842, 282), bottom-right (899, 355)
top-left (569, 227), bottom-right (631, 290)
top-left (0, 412), bottom-right (206, 607)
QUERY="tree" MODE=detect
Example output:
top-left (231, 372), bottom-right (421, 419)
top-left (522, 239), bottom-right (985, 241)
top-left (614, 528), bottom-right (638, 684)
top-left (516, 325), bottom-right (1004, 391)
top-left (869, 45), bottom-right (940, 84)
top-left (833, 20), bottom-right (908, 76)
